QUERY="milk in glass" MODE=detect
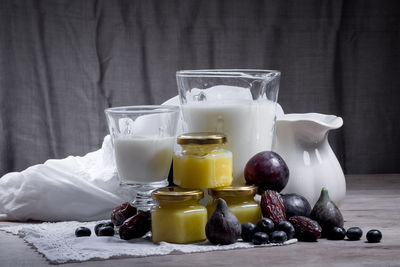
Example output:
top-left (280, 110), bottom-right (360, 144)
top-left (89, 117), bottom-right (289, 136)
top-left (182, 93), bottom-right (276, 185)
top-left (114, 136), bottom-right (174, 184)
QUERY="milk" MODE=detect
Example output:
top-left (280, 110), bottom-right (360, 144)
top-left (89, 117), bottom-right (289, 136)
top-left (181, 99), bottom-right (276, 185)
top-left (114, 136), bottom-right (174, 184)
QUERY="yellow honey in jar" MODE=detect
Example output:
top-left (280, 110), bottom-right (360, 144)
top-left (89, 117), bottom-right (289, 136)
top-left (173, 133), bottom-right (233, 188)
top-left (151, 187), bottom-right (207, 244)
top-left (207, 185), bottom-right (261, 224)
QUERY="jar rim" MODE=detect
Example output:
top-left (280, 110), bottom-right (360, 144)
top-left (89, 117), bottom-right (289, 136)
top-left (152, 186), bottom-right (204, 202)
top-left (177, 132), bottom-right (227, 145)
top-left (209, 185), bottom-right (258, 198)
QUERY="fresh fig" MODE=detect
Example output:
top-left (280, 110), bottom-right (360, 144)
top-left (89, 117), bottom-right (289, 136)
top-left (205, 198), bottom-right (241, 245)
top-left (281, 193), bottom-right (312, 219)
top-left (310, 188), bottom-right (344, 235)
top-left (244, 151), bottom-right (289, 192)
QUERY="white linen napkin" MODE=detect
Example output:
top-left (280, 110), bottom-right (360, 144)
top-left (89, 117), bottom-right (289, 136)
top-left (0, 135), bottom-right (132, 221)
top-left (0, 221), bottom-right (296, 264)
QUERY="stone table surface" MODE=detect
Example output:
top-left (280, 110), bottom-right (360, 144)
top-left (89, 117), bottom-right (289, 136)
top-left (1, 174), bottom-right (399, 267)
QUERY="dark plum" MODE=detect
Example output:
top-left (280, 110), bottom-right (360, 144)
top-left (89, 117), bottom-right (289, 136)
top-left (276, 221), bottom-right (295, 240)
top-left (75, 227), bottom-right (91, 237)
top-left (327, 226), bottom-right (346, 240)
top-left (244, 151), bottom-right (289, 193)
top-left (241, 222), bottom-right (257, 242)
top-left (97, 226), bottom-right (115, 236)
top-left (281, 193), bottom-right (312, 218)
top-left (252, 232), bottom-right (269, 245)
top-left (256, 218), bottom-right (275, 234)
top-left (366, 229), bottom-right (382, 243)
top-left (270, 231), bottom-right (287, 243)
top-left (95, 221), bottom-right (114, 236)
top-left (111, 202), bottom-right (137, 226)
top-left (346, 227), bottom-right (363, 241)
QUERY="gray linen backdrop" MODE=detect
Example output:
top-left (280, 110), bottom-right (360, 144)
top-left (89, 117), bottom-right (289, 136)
top-left (0, 0), bottom-right (399, 176)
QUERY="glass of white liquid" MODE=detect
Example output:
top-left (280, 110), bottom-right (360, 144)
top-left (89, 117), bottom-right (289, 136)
top-left (176, 70), bottom-right (280, 185)
top-left (105, 105), bottom-right (179, 210)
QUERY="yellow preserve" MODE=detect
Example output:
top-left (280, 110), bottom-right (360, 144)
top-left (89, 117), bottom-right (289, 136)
top-left (207, 185), bottom-right (261, 224)
top-left (151, 187), bottom-right (207, 244)
top-left (173, 133), bottom-right (233, 188)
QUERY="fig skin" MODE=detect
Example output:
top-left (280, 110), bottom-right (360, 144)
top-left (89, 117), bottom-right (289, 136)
top-left (205, 198), bottom-right (241, 245)
top-left (310, 188), bottom-right (344, 235)
top-left (244, 151), bottom-right (289, 193)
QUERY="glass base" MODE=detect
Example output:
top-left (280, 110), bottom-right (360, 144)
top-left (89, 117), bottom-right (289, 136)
top-left (120, 179), bottom-right (168, 211)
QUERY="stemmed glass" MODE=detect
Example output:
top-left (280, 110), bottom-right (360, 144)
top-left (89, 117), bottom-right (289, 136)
top-left (105, 105), bottom-right (179, 211)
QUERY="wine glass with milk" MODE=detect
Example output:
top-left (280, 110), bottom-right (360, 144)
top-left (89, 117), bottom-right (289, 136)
top-left (105, 105), bottom-right (179, 211)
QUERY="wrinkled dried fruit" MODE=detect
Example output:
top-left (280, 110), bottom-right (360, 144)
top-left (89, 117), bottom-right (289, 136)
top-left (111, 202), bottom-right (137, 226)
top-left (289, 216), bottom-right (322, 242)
top-left (260, 190), bottom-right (286, 225)
top-left (119, 211), bottom-right (151, 240)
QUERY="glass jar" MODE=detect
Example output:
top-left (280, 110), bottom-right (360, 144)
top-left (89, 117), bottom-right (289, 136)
top-left (151, 186), bottom-right (207, 244)
top-left (207, 185), bottom-right (261, 224)
top-left (173, 132), bottom-right (233, 188)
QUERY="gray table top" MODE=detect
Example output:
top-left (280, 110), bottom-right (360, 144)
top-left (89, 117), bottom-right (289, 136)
top-left (1, 174), bottom-right (399, 267)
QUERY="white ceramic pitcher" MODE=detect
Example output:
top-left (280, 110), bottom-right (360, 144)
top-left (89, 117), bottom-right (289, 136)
top-left (274, 112), bottom-right (346, 207)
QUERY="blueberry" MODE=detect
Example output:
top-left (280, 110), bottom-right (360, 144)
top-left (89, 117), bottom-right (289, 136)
top-left (346, 227), bottom-right (363, 241)
top-left (241, 222), bottom-right (257, 242)
top-left (97, 226), bottom-right (115, 236)
top-left (270, 230), bottom-right (287, 243)
top-left (276, 221), bottom-right (295, 240)
top-left (252, 232), bottom-right (269, 245)
top-left (95, 221), bottom-right (114, 236)
top-left (366, 229), bottom-right (382, 243)
top-left (75, 227), bottom-right (91, 237)
top-left (256, 218), bottom-right (275, 234)
top-left (327, 226), bottom-right (346, 240)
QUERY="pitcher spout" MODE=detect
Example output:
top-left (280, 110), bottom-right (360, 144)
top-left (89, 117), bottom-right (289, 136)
top-left (277, 113), bottom-right (343, 146)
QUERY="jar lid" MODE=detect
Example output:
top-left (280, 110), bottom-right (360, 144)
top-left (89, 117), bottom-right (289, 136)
top-left (209, 185), bottom-right (258, 198)
top-left (152, 186), bottom-right (204, 202)
top-left (177, 132), bottom-right (227, 145)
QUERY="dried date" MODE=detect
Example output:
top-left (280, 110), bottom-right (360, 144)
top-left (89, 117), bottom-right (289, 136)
top-left (111, 202), bottom-right (137, 226)
top-left (289, 216), bottom-right (322, 241)
top-left (260, 190), bottom-right (286, 225)
top-left (119, 211), bottom-right (151, 240)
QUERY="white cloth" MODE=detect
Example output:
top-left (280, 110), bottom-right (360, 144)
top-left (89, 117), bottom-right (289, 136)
top-left (0, 136), bottom-right (133, 221)
top-left (0, 221), bottom-right (296, 264)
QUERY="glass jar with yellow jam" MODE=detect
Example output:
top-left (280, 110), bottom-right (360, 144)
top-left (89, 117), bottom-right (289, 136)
top-left (173, 132), bottom-right (233, 189)
top-left (151, 186), bottom-right (207, 244)
top-left (207, 185), bottom-right (261, 224)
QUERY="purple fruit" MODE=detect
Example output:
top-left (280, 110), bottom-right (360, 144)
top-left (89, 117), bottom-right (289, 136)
top-left (281, 193), bottom-right (312, 219)
top-left (244, 151), bottom-right (289, 193)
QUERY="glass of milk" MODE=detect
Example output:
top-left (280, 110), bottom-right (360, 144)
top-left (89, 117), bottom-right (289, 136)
top-left (176, 70), bottom-right (280, 185)
top-left (105, 105), bottom-right (179, 210)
